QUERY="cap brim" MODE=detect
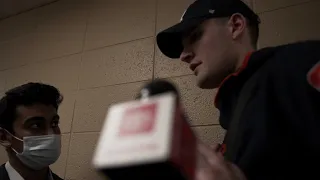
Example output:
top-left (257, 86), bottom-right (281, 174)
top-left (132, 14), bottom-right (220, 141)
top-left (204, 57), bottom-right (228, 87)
top-left (156, 17), bottom-right (206, 59)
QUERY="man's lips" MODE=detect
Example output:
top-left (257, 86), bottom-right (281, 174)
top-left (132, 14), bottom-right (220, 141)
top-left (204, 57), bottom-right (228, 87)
top-left (190, 62), bottom-right (202, 72)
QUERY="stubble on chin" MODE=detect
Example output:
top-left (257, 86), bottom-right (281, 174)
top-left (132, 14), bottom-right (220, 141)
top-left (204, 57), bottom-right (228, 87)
top-left (196, 68), bottom-right (232, 89)
top-left (196, 74), bottom-right (219, 89)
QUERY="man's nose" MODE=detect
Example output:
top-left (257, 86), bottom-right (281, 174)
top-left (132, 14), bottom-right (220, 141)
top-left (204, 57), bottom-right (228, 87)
top-left (180, 51), bottom-right (194, 63)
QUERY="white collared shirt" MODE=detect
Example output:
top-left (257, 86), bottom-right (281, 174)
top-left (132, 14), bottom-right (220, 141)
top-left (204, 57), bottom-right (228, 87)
top-left (5, 162), bottom-right (53, 180)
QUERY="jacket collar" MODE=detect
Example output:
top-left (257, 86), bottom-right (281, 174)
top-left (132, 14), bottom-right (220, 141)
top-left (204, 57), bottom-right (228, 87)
top-left (215, 47), bottom-right (277, 129)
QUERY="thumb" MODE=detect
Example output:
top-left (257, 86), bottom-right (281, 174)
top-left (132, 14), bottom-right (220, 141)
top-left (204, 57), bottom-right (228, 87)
top-left (227, 162), bottom-right (247, 180)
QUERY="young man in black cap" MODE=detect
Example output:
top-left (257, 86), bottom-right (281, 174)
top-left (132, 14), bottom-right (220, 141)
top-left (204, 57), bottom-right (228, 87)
top-left (157, 0), bottom-right (320, 179)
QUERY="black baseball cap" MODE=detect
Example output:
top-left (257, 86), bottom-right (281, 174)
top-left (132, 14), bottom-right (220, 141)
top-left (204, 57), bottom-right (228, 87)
top-left (156, 0), bottom-right (260, 59)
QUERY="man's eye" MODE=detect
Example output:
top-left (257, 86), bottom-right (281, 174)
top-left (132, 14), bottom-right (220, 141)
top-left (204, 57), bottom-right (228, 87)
top-left (52, 121), bottom-right (60, 127)
top-left (30, 123), bottom-right (41, 129)
top-left (184, 28), bottom-right (203, 46)
top-left (189, 30), bottom-right (202, 44)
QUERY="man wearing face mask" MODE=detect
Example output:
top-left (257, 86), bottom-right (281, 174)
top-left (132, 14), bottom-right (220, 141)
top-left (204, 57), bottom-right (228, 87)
top-left (0, 83), bottom-right (63, 180)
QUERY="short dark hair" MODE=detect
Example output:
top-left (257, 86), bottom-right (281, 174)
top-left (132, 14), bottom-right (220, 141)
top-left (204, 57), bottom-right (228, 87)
top-left (0, 83), bottom-right (63, 133)
top-left (247, 21), bottom-right (259, 48)
top-left (216, 16), bottom-right (260, 48)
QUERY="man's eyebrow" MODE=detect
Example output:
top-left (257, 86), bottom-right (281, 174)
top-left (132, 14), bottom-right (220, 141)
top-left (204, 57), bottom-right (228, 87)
top-left (182, 27), bottom-right (197, 44)
top-left (183, 25), bottom-right (199, 38)
top-left (23, 114), bottom-right (60, 124)
top-left (23, 116), bottom-right (46, 124)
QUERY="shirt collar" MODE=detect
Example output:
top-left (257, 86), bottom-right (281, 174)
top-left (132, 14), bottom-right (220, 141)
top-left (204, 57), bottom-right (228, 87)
top-left (5, 161), bottom-right (54, 180)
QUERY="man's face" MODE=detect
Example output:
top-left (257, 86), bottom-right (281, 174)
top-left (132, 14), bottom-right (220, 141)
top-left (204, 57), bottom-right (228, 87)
top-left (180, 18), bottom-right (237, 89)
top-left (9, 104), bottom-right (61, 153)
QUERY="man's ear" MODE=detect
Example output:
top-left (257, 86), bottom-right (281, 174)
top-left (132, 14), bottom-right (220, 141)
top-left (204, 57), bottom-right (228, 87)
top-left (228, 13), bottom-right (247, 40)
top-left (0, 128), bottom-right (12, 148)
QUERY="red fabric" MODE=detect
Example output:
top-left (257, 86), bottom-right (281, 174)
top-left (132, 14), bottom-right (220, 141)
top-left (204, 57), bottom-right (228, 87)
top-left (308, 62), bottom-right (320, 91)
top-left (214, 52), bottom-right (253, 107)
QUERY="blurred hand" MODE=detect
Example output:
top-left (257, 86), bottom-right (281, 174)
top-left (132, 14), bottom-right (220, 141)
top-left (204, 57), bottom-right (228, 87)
top-left (196, 142), bottom-right (246, 180)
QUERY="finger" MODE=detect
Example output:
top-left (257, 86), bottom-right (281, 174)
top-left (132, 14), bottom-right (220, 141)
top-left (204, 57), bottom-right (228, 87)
top-left (227, 162), bottom-right (247, 180)
top-left (209, 144), bottom-right (225, 158)
top-left (198, 142), bottom-right (215, 156)
top-left (196, 167), bottom-right (214, 180)
top-left (196, 146), bottom-right (210, 169)
top-left (209, 143), bottom-right (221, 152)
top-left (196, 164), bottom-right (227, 180)
top-left (198, 142), bottom-right (223, 166)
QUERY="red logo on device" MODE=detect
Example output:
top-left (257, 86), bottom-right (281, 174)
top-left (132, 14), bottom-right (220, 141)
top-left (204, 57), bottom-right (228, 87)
top-left (308, 61), bottom-right (320, 91)
top-left (118, 103), bottom-right (157, 136)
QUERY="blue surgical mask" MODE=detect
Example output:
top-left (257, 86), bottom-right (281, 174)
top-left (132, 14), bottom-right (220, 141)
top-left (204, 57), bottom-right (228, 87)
top-left (8, 132), bottom-right (61, 170)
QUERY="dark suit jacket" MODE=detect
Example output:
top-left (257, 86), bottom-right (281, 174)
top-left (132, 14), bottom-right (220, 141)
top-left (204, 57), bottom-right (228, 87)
top-left (0, 163), bottom-right (63, 180)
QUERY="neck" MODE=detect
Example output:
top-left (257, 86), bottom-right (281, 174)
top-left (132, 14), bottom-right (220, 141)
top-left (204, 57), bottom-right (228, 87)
top-left (235, 44), bottom-right (256, 70)
top-left (8, 150), bottom-right (49, 180)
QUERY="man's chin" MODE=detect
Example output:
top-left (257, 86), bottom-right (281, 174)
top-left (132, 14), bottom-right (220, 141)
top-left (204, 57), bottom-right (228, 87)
top-left (196, 76), bottom-right (219, 89)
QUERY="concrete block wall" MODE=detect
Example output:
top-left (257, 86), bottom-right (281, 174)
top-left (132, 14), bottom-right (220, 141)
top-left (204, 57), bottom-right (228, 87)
top-left (0, 0), bottom-right (319, 179)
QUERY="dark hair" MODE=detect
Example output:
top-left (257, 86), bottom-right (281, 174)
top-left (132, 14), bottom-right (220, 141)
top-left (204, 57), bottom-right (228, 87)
top-left (215, 16), bottom-right (260, 48)
top-left (247, 21), bottom-right (259, 48)
top-left (0, 82), bottom-right (63, 133)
